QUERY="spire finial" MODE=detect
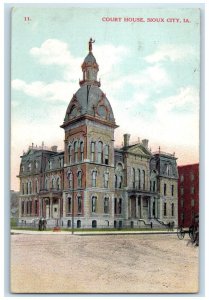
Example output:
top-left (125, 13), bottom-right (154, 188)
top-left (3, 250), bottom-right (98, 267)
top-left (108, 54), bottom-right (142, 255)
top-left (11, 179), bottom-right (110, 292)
top-left (89, 38), bottom-right (95, 52)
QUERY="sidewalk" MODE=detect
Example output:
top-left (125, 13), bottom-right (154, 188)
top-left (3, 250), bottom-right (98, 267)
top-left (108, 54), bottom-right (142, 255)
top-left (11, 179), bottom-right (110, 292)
top-left (11, 229), bottom-right (177, 236)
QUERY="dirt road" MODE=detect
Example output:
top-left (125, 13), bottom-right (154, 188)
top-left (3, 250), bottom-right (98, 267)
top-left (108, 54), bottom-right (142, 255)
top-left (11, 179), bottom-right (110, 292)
top-left (10, 233), bottom-right (199, 294)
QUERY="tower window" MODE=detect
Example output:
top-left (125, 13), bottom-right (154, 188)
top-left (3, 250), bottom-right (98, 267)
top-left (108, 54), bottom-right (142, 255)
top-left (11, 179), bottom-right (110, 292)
top-left (98, 141), bottom-right (103, 164)
top-left (104, 145), bottom-right (109, 165)
top-left (80, 141), bottom-right (84, 161)
top-left (92, 171), bottom-right (97, 187)
top-left (74, 141), bottom-right (78, 162)
top-left (68, 145), bottom-right (72, 164)
top-left (91, 142), bottom-right (95, 161)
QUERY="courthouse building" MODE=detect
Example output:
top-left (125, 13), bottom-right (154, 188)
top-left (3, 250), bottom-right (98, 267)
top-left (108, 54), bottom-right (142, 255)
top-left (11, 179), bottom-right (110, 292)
top-left (17, 39), bottom-right (179, 229)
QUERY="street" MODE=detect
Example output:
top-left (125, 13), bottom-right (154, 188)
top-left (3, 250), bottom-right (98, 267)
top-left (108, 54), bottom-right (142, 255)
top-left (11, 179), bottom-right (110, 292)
top-left (11, 233), bottom-right (199, 294)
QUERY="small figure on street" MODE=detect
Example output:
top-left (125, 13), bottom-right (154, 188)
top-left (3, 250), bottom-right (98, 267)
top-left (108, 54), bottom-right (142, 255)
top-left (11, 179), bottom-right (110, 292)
top-left (38, 219), bottom-right (42, 231)
top-left (43, 219), bottom-right (47, 230)
top-left (150, 221), bottom-right (153, 229)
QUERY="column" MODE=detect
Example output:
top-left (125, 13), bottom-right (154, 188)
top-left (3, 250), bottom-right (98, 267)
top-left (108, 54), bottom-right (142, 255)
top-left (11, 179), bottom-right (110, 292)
top-left (150, 197), bottom-right (153, 218)
top-left (124, 193), bottom-right (129, 220)
top-left (50, 197), bottom-right (53, 219)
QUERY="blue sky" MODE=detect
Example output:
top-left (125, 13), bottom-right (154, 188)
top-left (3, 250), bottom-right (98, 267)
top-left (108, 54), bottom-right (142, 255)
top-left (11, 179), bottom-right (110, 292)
top-left (11, 7), bottom-right (200, 190)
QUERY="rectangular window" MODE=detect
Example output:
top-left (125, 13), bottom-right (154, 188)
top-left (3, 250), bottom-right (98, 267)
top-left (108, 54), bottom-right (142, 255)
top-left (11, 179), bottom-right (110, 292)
top-left (98, 142), bottom-right (103, 164)
top-left (91, 142), bottom-right (95, 161)
top-left (77, 196), bottom-right (82, 213)
top-left (104, 197), bottom-right (109, 214)
top-left (104, 173), bottom-right (109, 188)
top-left (80, 142), bottom-right (84, 161)
top-left (92, 171), bottom-right (96, 187)
top-left (191, 186), bottom-right (195, 194)
top-left (68, 146), bottom-right (72, 164)
top-left (118, 198), bottom-right (122, 214)
top-left (67, 197), bottom-right (72, 213)
top-left (104, 145), bottom-right (109, 165)
top-left (191, 199), bottom-right (194, 207)
top-left (164, 183), bottom-right (167, 196)
top-left (92, 196), bottom-right (96, 213)
top-left (133, 168), bottom-right (135, 188)
top-left (171, 185), bottom-right (174, 196)
top-left (114, 198), bottom-right (117, 214)
top-left (181, 199), bottom-right (184, 208)
top-left (35, 200), bottom-right (38, 215)
top-left (164, 203), bottom-right (167, 216)
top-left (77, 172), bottom-right (82, 188)
top-left (153, 181), bottom-right (156, 192)
top-left (171, 203), bottom-right (174, 216)
top-left (142, 170), bottom-right (145, 190)
top-left (181, 187), bottom-right (184, 195)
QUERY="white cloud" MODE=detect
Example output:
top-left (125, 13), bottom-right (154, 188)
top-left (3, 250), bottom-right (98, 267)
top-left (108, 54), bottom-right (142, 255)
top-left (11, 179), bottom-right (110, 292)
top-left (155, 86), bottom-right (199, 116)
top-left (145, 44), bottom-right (195, 63)
top-left (12, 79), bottom-right (77, 103)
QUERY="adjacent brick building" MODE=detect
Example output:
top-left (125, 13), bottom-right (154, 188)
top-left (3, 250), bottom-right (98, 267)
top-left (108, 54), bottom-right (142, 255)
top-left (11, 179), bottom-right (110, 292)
top-left (17, 39), bottom-right (179, 229)
top-left (178, 164), bottom-right (199, 227)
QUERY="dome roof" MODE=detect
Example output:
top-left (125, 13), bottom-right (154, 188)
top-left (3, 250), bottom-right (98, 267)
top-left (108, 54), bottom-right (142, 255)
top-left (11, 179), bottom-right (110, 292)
top-left (64, 85), bottom-right (115, 124)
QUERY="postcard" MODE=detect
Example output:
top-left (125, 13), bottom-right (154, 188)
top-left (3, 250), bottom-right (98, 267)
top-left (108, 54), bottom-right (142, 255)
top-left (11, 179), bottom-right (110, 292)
top-left (10, 7), bottom-right (200, 294)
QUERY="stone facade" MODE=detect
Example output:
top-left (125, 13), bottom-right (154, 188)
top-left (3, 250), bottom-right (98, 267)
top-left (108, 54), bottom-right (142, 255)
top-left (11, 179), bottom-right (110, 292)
top-left (17, 40), bottom-right (178, 229)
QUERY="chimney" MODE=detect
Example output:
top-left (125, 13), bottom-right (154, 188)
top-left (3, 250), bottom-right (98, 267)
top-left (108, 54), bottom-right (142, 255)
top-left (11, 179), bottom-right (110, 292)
top-left (51, 145), bottom-right (58, 152)
top-left (123, 134), bottom-right (130, 147)
top-left (142, 139), bottom-right (149, 149)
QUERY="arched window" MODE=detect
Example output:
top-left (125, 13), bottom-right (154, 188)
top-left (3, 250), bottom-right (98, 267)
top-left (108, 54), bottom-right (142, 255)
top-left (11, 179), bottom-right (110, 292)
top-left (171, 203), bottom-right (174, 216)
top-left (92, 196), bottom-right (97, 213)
top-left (52, 178), bottom-right (55, 189)
top-left (133, 168), bottom-right (135, 188)
top-left (104, 145), bottom-right (109, 165)
top-left (74, 141), bottom-right (78, 162)
top-left (142, 170), bottom-right (145, 190)
top-left (98, 141), bottom-right (103, 164)
top-left (45, 178), bottom-right (48, 190)
top-left (77, 220), bottom-right (81, 228)
top-left (104, 197), bottom-right (109, 214)
top-left (92, 220), bottom-right (97, 228)
top-left (67, 220), bottom-right (71, 227)
top-left (26, 182), bottom-right (29, 194)
top-left (80, 141), bottom-right (84, 161)
top-left (68, 145), bottom-right (72, 164)
top-left (57, 177), bottom-right (60, 190)
top-left (77, 171), bottom-right (82, 188)
top-left (104, 172), bottom-right (109, 188)
top-left (91, 142), bottom-right (95, 161)
top-left (68, 172), bottom-right (73, 189)
top-left (92, 171), bottom-right (97, 187)
top-left (77, 196), bottom-right (82, 213)
top-left (28, 163), bottom-right (32, 171)
top-left (137, 169), bottom-right (141, 189)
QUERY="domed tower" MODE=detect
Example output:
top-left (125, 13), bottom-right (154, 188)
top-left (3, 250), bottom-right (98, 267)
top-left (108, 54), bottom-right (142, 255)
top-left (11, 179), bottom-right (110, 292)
top-left (61, 39), bottom-right (118, 229)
